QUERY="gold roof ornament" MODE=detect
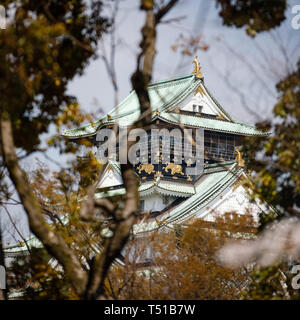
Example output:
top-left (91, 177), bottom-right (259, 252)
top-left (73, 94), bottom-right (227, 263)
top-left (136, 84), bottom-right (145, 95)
top-left (156, 218), bottom-right (167, 227)
top-left (235, 148), bottom-right (245, 167)
top-left (164, 163), bottom-right (184, 176)
top-left (192, 56), bottom-right (203, 79)
top-left (137, 163), bottom-right (155, 174)
top-left (155, 171), bottom-right (163, 178)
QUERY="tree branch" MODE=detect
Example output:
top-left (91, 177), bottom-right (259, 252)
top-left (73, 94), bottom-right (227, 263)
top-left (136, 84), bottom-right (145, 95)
top-left (155, 0), bottom-right (179, 24)
top-left (0, 113), bottom-right (87, 297)
top-left (84, 1), bottom-right (180, 300)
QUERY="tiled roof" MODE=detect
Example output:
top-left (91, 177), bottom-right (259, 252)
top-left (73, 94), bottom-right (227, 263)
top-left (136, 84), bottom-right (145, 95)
top-left (63, 72), bottom-right (269, 138)
top-left (157, 112), bottom-right (267, 136)
top-left (140, 179), bottom-right (195, 197)
top-left (95, 178), bottom-right (195, 199)
top-left (110, 74), bottom-right (200, 118)
top-left (63, 74), bottom-right (202, 137)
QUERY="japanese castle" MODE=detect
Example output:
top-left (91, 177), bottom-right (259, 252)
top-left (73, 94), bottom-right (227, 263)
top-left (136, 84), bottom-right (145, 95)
top-left (63, 57), bottom-right (270, 235)
top-left (5, 58), bottom-right (270, 262)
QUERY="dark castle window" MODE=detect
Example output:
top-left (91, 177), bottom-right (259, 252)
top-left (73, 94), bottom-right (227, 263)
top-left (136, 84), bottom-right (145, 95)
top-left (204, 131), bottom-right (239, 161)
top-left (193, 104), bottom-right (203, 113)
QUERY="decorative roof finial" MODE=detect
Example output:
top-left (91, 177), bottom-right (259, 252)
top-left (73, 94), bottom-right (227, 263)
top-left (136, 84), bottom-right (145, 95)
top-left (235, 148), bottom-right (245, 167)
top-left (192, 56), bottom-right (203, 79)
top-left (155, 217), bottom-right (167, 227)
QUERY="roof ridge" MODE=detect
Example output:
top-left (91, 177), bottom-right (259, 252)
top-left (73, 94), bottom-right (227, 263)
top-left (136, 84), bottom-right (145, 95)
top-left (201, 82), bottom-right (233, 122)
top-left (148, 73), bottom-right (195, 87)
top-left (157, 111), bottom-right (268, 136)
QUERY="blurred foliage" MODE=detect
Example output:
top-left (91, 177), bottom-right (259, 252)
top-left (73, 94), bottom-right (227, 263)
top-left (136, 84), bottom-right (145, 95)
top-left (0, 0), bottom-right (109, 153)
top-left (245, 262), bottom-right (300, 300)
top-left (0, 0), bottom-right (109, 234)
top-left (239, 59), bottom-right (300, 300)
top-left (242, 60), bottom-right (300, 223)
top-left (6, 157), bottom-right (124, 299)
top-left (172, 0), bottom-right (288, 58)
top-left (216, 0), bottom-right (287, 37)
top-left (0, 1), bottom-right (112, 298)
top-left (7, 247), bottom-right (76, 299)
top-left (106, 213), bottom-right (256, 299)
top-left (214, 1), bottom-right (300, 300)
top-left (171, 34), bottom-right (209, 56)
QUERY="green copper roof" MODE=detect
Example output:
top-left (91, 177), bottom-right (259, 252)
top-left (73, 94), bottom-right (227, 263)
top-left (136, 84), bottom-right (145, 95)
top-left (4, 236), bottom-right (43, 253)
top-left (95, 178), bottom-right (195, 199)
top-left (139, 179), bottom-right (195, 197)
top-left (157, 112), bottom-right (267, 136)
top-left (63, 71), bottom-right (269, 138)
top-left (63, 74), bottom-right (202, 138)
top-left (110, 74), bottom-right (200, 118)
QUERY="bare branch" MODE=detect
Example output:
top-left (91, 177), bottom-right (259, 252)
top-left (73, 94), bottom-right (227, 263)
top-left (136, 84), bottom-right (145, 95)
top-left (155, 0), bottom-right (179, 23)
top-left (84, 1), bottom-right (180, 300)
top-left (2, 206), bottom-right (30, 252)
top-left (0, 113), bottom-right (88, 297)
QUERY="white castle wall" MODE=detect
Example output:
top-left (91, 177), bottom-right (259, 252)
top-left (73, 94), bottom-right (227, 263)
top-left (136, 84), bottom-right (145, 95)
top-left (196, 184), bottom-right (267, 224)
top-left (141, 194), bottom-right (176, 212)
